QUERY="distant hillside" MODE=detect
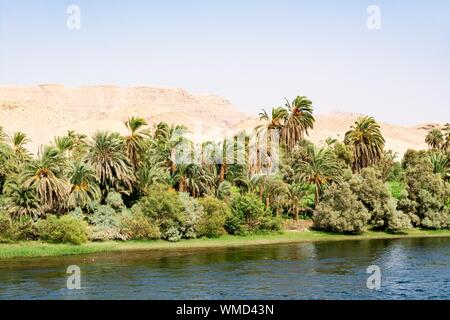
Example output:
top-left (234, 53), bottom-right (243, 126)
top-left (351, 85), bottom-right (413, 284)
top-left (0, 85), bottom-right (432, 156)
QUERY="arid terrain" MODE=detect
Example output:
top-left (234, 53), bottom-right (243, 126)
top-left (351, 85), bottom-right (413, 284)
top-left (0, 85), bottom-right (432, 155)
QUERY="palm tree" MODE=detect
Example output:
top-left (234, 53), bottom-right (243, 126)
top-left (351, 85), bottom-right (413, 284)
top-left (175, 164), bottom-right (215, 198)
top-left (67, 130), bottom-right (89, 160)
top-left (325, 137), bottom-right (338, 148)
top-left (123, 116), bottom-right (149, 169)
top-left (429, 152), bottom-right (449, 180)
top-left (3, 180), bottom-right (42, 219)
top-left (9, 131), bottom-right (31, 160)
top-left (294, 147), bottom-right (343, 208)
top-left (19, 146), bottom-right (68, 212)
top-left (0, 126), bottom-right (6, 142)
top-left (86, 131), bottom-right (134, 194)
top-left (425, 128), bottom-right (444, 150)
top-left (264, 177), bottom-right (290, 216)
top-left (135, 154), bottom-right (169, 194)
top-left (67, 161), bottom-right (101, 209)
top-left (152, 122), bottom-right (189, 175)
top-left (281, 96), bottom-right (315, 152)
top-left (344, 116), bottom-right (385, 171)
top-left (257, 107), bottom-right (289, 132)
top-left (53, 135), bottom-right (75, 158)
top-left (285, 183), bottom-right (306, 221)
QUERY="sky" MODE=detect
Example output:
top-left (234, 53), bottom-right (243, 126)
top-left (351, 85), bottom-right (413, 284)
top-left (0, 0), bottom-right (449, 125)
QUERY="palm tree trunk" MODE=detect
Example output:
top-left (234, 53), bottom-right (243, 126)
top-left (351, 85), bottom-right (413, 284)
top-left (179, 176), bottom-right (186, 192)
top-left (314, 184), bottom-right (320, 209)
top-left (219, 164), bottom-right (225, 182)
top-left (265, 196), bottom-right (270, 210)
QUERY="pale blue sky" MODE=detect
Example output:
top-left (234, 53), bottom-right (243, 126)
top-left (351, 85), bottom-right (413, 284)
top-left (0, 0), bottom-right (449, 125)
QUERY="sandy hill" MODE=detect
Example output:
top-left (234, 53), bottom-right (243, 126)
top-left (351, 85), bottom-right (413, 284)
top-left (0, 85), bottom-right (432, 156)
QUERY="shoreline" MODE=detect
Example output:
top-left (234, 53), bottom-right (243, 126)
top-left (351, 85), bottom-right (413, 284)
top-left (1, 229), bottom-right (450, 260)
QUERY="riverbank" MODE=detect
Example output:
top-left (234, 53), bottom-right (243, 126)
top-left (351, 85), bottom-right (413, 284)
top-left (1, 229), bottom-right (450, 260)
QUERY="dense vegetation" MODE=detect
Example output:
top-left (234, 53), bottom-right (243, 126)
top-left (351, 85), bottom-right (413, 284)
top-left (0, 96), bottom-right (449, 245)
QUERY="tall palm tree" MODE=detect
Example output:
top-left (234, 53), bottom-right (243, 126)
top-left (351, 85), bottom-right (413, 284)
top-left (152, 122), bottom-right (189, 175)
top-left (257, 107), bottom-right (289, 132)
top-left (123, 116), bottom-right (149, 169)
top-left (19, 146), bottom-right (68, 212)
top-left (425, 128), bottom-right (444, 150)
top-left (281, 96), bottom-right (315, 152)
top-left (87, 131), bottom-right (134, 194)
top-left (67, 161), bottom-right (101, 209)
top-left (9, 131), bottom-right (31, 160)
top-left (344, 116), bottom-right (385, 172)
top-left (294, 147), bottom-right (343, 208)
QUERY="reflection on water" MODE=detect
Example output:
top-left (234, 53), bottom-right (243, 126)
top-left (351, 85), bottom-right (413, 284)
top-left (0, 237), bottom-right (449, 300)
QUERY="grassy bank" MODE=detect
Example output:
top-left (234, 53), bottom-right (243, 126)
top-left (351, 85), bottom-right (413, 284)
top-left (1, 229), bottom-right (450, 260)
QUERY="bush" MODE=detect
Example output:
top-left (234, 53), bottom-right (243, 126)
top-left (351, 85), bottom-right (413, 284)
top-left (119, 213), bottom-right (161, 240)
top-left (314, 183), bottom-right (370, 234)
top-left (227, 193), bottom-right (278, 235)
top-left (178, 193), bottom-right (203, 239)
top-left (0, 211), bottom-right (11, 242)
top-left (197, 196), bottom-right (230, 238)
top-left (36, 215), bottom-right (89, 245)
top-left (133, 184), bottom-right (184, 239)
top-left (398, 150), bottom-right (450, 229)
top-left (350, 168), bottom-right (411, 231)
top-left (87, 204), bottom-right (119, 228)
top-left (106, 191), bottom-right (125, 211)
top-left (165, 226), bottom-right (182, 242)
top-left (389, 181), bottom-right (406, 200)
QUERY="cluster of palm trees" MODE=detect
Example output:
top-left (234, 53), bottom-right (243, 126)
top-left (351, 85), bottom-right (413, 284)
top-left (425, 125), bottom-right (450, 180)
top-left (0, 96), bottom-right (389, 221)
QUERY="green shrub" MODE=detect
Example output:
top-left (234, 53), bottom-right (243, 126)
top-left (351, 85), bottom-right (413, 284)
top-left (389, 181), bottom-right (406, 200)
top-left (165, 226), bottom-right (182, 242)
top-left (227, 193), bottom-right (276, 235)
top-left (0, 211), bottom-right (11, 242)
top-left (350, 168), bottom-right (411, 231)
top-left (398, 150), bottom-right (450, 229)
top-left (106, 191), bottom-right (125, 210)
top-left (178, 193), bottom-right (203, 239)
top-left (197, 196), bottom-right (230, 238)
top-left (87, 204), bottom-right (119, 228)
top-left (119, 213), bottom-right (161, 240)
top-left (36, 215), bottom-right (89, 245)
top-left (314, 183), bottom-right (370, 234)
top-left (133, 184), bottom-right (184, 239)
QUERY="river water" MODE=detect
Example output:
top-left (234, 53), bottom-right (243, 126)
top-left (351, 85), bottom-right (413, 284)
top-left (0, 237), bottom-right (449, 300)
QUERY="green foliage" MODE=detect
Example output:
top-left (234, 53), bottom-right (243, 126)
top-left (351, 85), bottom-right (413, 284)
top-left (36, 215), bottom-right (89, 245)
top-left (197, 196), bottom-right (230, 238)
top-left (389, 181), bottom-right (406, 200)
top-left (344, 116), bottom-right (385, 172)
top-left (0, 211), bottom-right (11, 242)
top-left (350, 168), bottom-right (411, 231)
top-left (314, 183), bottom-right (370, 234)
top-left (398, 150), bottom-right (450, 229)
top-left (105, 191), bottom-right (125, 210)
top-left (133, 184), bottom-right (184, 239)
top-left (119, 212), bottom-right (161, 240)
top-left (226, 193), bottom-right (279, 235)
top-left (178, 192), bottom-right (204, 239)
